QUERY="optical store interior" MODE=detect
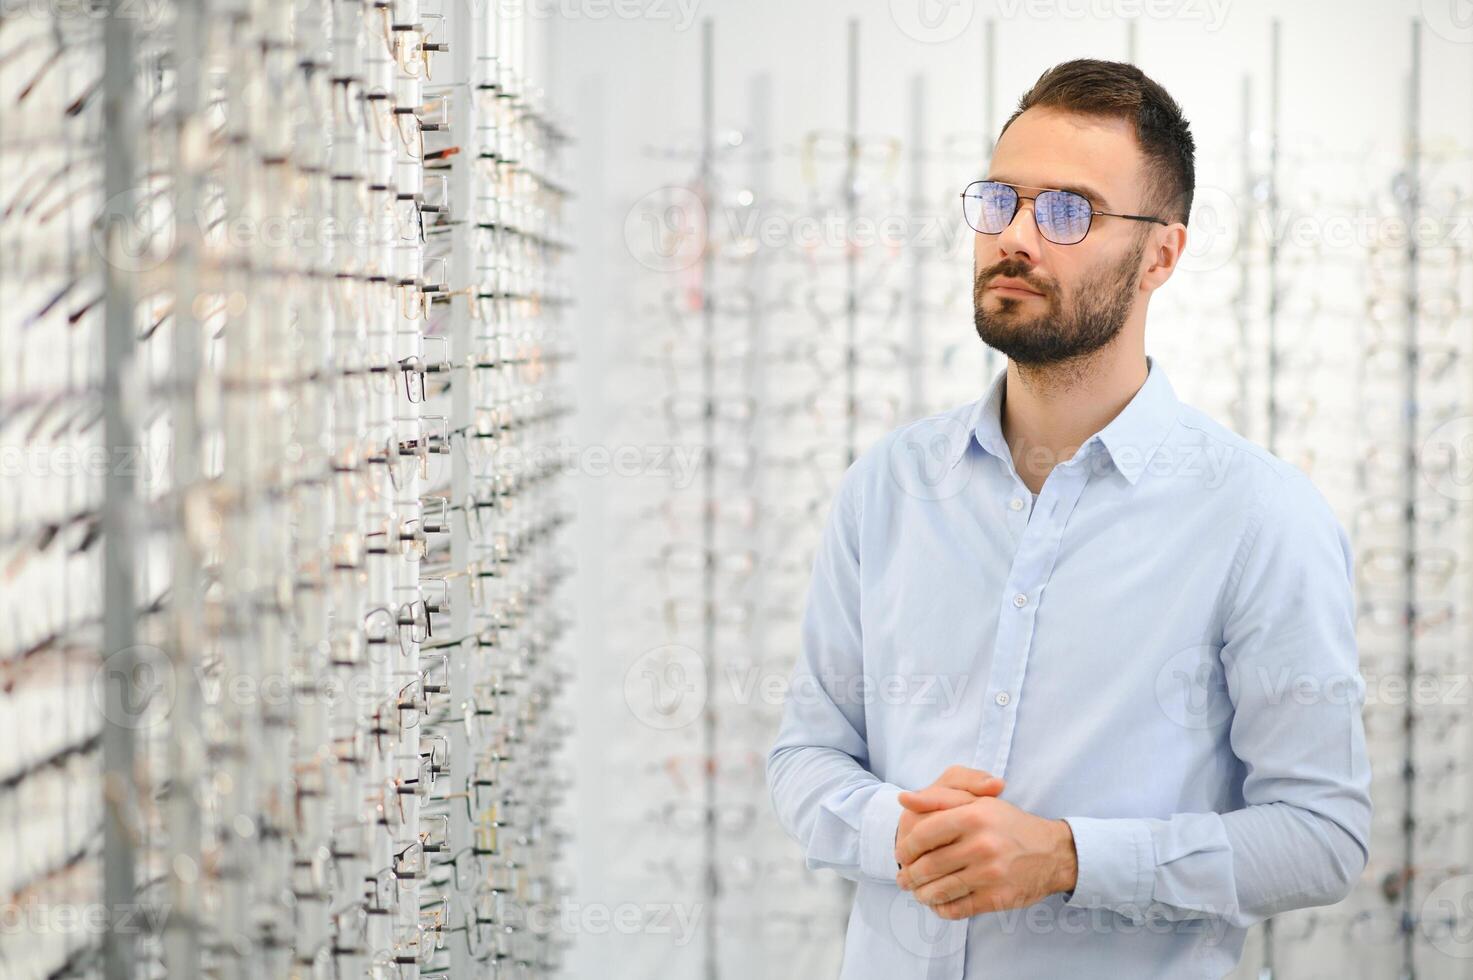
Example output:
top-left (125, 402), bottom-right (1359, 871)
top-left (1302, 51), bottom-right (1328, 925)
top-left (4, 0), bottom-right (1473, 977)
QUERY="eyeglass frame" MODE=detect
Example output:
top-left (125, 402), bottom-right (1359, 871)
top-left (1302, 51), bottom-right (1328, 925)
top-left (960, 179), bottom-right (1169, 245)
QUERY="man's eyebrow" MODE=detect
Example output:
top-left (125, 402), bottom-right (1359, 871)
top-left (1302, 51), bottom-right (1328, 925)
top-left (985, 175), bottom-right (1110, 210)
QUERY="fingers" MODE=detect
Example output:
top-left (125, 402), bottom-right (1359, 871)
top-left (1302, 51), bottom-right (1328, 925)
top-left (947, 885), bottom-right (1017, 918)
top-left (897, 767), bottom-right (1005, 815)
top-left (897, 785), bottom-right (976, 814)
top-left (933, 891), bottom-right (986, 920)
top-left (894, 807), bottom-right (967, 867)
top-left (935, 765), bottom-right (1005, 798)
top-left (910, 870), bottom-right (972, 908)
top-left (895, 839), bottom-right (971, 892)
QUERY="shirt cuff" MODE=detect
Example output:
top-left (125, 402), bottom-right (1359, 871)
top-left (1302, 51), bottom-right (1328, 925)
top-left (1060, 816), bottom-right (1154, 922)
top-left (858, 784), bottom-right (905, 881)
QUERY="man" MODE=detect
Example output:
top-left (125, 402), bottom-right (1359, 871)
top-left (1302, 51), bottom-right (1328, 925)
top-left (766, 59), bottom-right (1371, 979)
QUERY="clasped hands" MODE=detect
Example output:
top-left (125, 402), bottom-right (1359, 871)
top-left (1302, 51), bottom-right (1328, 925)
top-left (892, 765), bottom-right (1079, 921)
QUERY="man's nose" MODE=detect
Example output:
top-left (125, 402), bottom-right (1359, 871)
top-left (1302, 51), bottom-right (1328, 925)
top-left (993, 199), bottom-right (1042, 263)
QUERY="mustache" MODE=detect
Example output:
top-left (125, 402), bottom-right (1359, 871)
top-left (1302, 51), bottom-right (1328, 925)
top-left (977, 269), bottom-right (1051, 296)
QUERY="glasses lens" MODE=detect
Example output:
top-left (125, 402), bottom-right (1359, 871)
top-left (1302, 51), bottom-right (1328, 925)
top-left (1035, 190), bottom-right (1093, 244)
top-left (962, 181), bottom-right (1016, 234)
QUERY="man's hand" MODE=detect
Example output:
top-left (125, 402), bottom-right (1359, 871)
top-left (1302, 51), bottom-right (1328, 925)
top-left (894, 766), bottom-right (1006, 857)
top-left (894, 792), bottom-right (1078, 921)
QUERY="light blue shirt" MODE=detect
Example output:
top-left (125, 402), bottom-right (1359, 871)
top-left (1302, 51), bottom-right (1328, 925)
top-left (766, 356), bottom-right (1371, 980)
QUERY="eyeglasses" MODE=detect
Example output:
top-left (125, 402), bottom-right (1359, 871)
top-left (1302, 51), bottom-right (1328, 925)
top-left (961, 179), bottom-right (1169, 246)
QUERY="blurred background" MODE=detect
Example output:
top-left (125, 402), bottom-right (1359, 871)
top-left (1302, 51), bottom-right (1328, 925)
top-left (2, 0), bottom-right (1472, 977)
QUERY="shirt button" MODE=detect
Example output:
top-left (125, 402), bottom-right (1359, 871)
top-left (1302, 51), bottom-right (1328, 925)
top-left (1012, 593), bottom-right (1028, 608)
top-left (995, 691), bottom-right (1011, 706)
top-left (1010, 497), bottom-right (1024, 511)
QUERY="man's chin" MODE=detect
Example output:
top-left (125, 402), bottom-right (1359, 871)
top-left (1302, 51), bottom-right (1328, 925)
top-left (976, 322), bottom-right (1046, 352)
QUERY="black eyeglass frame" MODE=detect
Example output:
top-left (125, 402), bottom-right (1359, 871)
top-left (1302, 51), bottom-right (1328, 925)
top-left (960, 179), bottom-right (1169, 245)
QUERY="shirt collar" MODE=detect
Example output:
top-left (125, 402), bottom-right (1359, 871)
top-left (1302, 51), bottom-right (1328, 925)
top-left (948, 355), bottom-right (1180, 485)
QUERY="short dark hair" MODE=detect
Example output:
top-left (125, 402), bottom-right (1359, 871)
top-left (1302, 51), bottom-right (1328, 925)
top-left (999, 59), bottom-right (1195, 227)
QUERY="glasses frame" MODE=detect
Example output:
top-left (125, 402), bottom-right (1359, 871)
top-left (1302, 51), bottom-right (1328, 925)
top-left (961, 179), bottom-right (1169, 245)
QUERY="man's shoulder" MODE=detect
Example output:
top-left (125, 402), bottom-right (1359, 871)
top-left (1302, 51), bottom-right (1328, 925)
top-left (838, 398), bottom-right (988, 505)
top-left (1169, 402), bottom-right (1340, 534)
top-left (1171, 401), bottom-right (1312, 486)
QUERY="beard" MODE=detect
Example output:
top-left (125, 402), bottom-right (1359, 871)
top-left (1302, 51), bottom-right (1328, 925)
top-left (973, 235), bottom-right (1146, 366)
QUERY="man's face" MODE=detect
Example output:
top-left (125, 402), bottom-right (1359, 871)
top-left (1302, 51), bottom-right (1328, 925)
top-left (973, 107), bottom-right (1155, 366)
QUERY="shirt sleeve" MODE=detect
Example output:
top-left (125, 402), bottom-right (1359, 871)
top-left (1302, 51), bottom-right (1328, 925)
top-left (766, 458), bottom-right (908, 884)
top-left (1061, 469), bottom-right (1372, 927)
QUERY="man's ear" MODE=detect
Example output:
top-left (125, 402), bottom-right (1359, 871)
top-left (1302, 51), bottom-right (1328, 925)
top-left (1141, 222), bottom-right (1188, 293)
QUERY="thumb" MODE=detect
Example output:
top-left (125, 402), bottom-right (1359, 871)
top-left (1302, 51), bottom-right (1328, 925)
top-left (937, 767), bottom-right (1006, 798)
top-left (897, 785), bottom-right (977, 813)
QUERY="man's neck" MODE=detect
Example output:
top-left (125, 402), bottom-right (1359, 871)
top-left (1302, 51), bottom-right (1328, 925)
top-left (1000, 346), bottom-right (1149, 494)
